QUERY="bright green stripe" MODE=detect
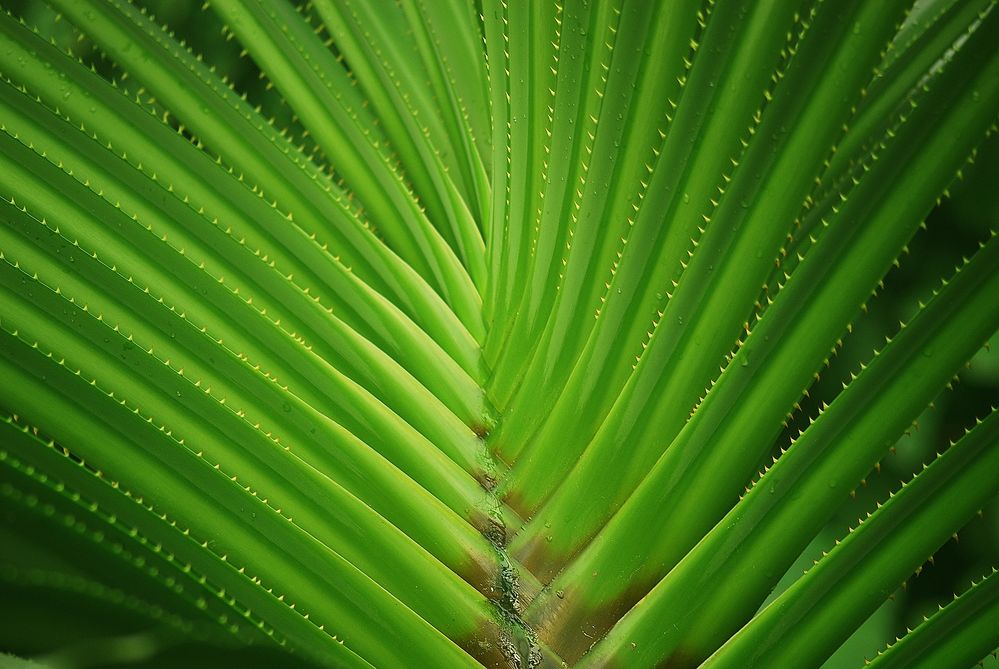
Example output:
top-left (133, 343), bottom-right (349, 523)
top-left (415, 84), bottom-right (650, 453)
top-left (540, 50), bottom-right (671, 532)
top-left (0, 340), bottom-right (468, 668)
top-left (490, 0), bottom-right (708, 472)
top-left (477, 0), bottom-right (557, 370)
top-left (317, 0), bottom-right (485, 250)
top-left (0, 85), bottom-right (487, 475)
top-left (0, 331), bottom-right (485, 667)
top-left (212, 0), bottom-right (417, 272)
top-left (0, 9), bottom-right (388, 349)
top-left (0, 417), bottom-right (286, 649)
top-left (487, 0), bottom-right (624, 391)
top-left (490, 0), bottom-right (575, 366)
top-left (484, 0), bottom-right (715, 448)
top-left (405, 0), bottom-right (492, 177)
top-left (482, 0), bottom-right (599, 391)
top-left (46, 0), bottom-right (482, 372)
top-left (773, 60), bottom-right (931, 292)
top-left (498, 0), bottom-right (823, 509)
top-left (48, 0), bottom-right (384, 288)
top-left (700, 411), bottom-right (999, 669)
top-left (0, 27), bottom-right (485, 441)
top-left (486, 0), bottom-right (548, 349)
top-left (0, 231), bottom-right (502, 635)
top-left (886, 0), bottom-right (967, 70)
top-left (0, 451), bottom-right (253, 649)
top-left (207, 0), bottom-right (483, 334)
top-left (485, 0), bottom-right (624, 418)
top-left (761, 16), bottom-right (961, 315)
top-left (3, 95), bottom-right (481, 486)
top-left (0, 11), bottom-right (484, 388)
top-left (336, 0), bottom-right (476, 198)
top-left (0, 416), bottom-right (370, 668)
top-left (865, 568), bottom-right (999, 669)
top-left (480, 0), bottom-right (511, 329)
top-left (498, 0), bottom-right (824, 516)
top-left (399, 0), bottom-right (492, 226)
top-left (0, 202), bottom-right (510, 589)
top-left (526, 15), bottom-right (999, 650)
top-left (576, 231), bottom-right (999, 669)
top-left (310, 0), bottom-right (487, 284)
top-left (0, 135), bottom-right (501, 534)
top-left (827, 0), bottom-right (996, 195)
top-left (519, 0), bottom-right (694, 396)
top-left (503, 0), bottom-right (652, 396)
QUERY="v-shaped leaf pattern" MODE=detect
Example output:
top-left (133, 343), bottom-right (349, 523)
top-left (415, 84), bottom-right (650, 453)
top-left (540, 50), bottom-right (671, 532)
top-left (0, 0), bottom-right (997, 667)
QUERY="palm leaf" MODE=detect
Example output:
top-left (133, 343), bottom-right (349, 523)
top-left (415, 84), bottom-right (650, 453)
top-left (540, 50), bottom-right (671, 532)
top-left (0, 0), bottom-right (996, 667)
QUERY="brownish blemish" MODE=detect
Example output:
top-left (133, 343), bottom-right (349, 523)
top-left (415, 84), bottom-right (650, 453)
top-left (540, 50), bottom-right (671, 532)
top-left (512, 531), bottom-right (578, 585)
top-left (475, 468), bottom-right (499, 491)
top-left (458, 625), bottom-right (521, 668)
top-left (528, 575), bottom-right (664, 665)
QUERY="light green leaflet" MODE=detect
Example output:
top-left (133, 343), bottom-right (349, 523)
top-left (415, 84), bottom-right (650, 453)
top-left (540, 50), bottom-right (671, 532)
top-left (0, 0), bottom-right (996, 667)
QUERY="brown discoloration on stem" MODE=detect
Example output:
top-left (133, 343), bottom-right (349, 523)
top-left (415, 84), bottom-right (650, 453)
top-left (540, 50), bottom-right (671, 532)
top-left (530, 584), bottom-right (619, 663)
top-left (457, 624), bottom-right (522, 668)
top-left (458, 622), bottom-right (570, 668)
top-left (500, 486), bottom-right (538, 524)
top-left (460, 546), bottom-right (507, 599)
top-left (479, 469), bottom-right (499, 491)
top-left (512, 529), bottom-right (575, 585)
top-left (526, 577), bottom-right (662, 665)
top-left (472, 422), bottom-right (493, 440)
top-left (468, 409), bottom-right (566, 668)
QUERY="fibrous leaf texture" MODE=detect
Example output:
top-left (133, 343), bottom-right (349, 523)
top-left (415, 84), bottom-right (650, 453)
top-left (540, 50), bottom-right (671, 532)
top-left (0, 0), bottom-right (997, 667)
